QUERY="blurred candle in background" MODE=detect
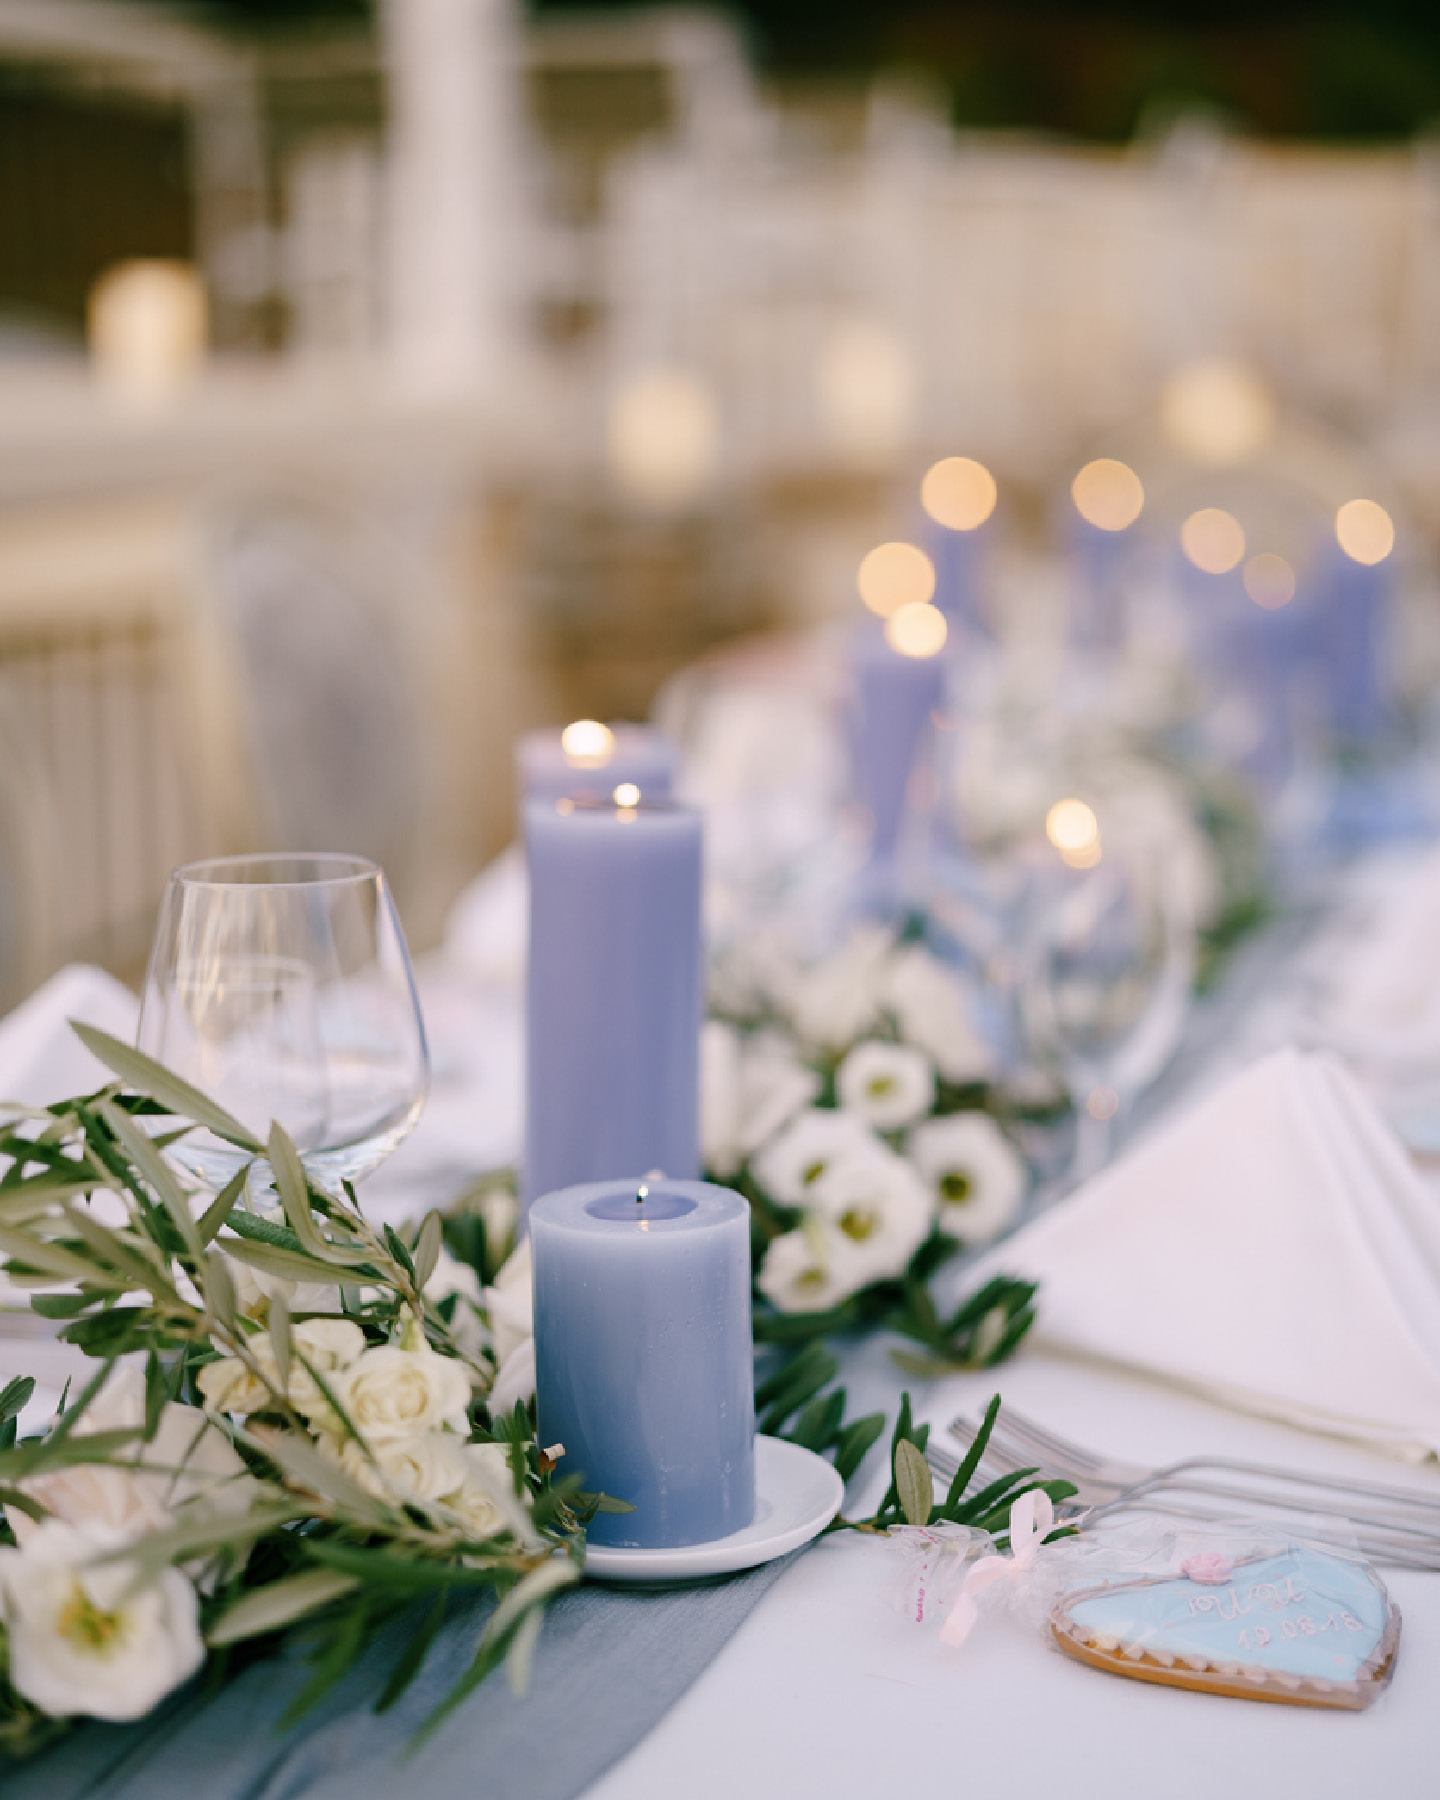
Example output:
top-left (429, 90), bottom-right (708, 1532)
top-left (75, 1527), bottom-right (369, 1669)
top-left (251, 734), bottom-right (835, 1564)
top-left (531, 1175), bottom-right (755, 1548)
top-left (523, 795), bottom-right (701, 1208)
top-left (919, 456), bottom-right (996, 634)
top-left (1066, 458), bottom-right (1144, 652)
top-left (847, 613), bottom-right (946, 864)
top-left (1315, 499), bottom-right (1397, 746)
top-left (516, 721), bottom-right (678, 808)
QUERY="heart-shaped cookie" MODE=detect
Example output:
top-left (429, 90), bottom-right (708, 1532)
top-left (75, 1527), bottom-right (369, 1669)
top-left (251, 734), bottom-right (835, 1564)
top-left (1051, 1547), bottom-right (1399, 1708)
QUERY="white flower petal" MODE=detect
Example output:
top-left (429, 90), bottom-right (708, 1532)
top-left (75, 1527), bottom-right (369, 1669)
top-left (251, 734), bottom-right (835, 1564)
top-left (908, 1113), bottom-right (1027, 1245)
top-left (751, 1109), bottom-right (883, 1207)
top-left (835, 1040), bottom-right (935, 1131)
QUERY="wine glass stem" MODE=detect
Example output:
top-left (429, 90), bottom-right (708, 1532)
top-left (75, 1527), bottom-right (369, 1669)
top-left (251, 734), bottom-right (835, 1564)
top-left (1071, 1104), bottom-right (1113, 1186)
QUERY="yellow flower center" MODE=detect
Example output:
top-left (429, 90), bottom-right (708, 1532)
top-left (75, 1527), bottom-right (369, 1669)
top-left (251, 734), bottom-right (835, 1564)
top-left (801, 1159), bottom-right (827, 1186)
top-left (795, 1266), bottom-right (828, 1290)
top-left (57, 1583), bottom-right (125, 1656)
top-left (940, 1170), bottom-right (972, 1204)
top-left (839, 1208), bottom-right (879, 1242)
top-left (865, 1075), bottom-right (896, 1099)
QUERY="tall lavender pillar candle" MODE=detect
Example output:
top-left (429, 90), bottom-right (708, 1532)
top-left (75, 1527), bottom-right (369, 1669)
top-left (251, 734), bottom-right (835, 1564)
top-left (517, 721), bottom-right (677, 810)
top-left (847, 619), bottom-right (945, 859)
top-left (523, 796), bottom-right (702, 1208)
top-left (531, 1176), bottom-right (755, 1547)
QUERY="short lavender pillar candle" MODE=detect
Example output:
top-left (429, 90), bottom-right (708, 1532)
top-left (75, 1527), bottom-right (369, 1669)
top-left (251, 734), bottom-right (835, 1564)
top-left (523, 796), bottom-right (702, 1208)
top-left (517, 721), bottom-right (677, 809)
top-left (531, 1176), bottom-right (755, 1547)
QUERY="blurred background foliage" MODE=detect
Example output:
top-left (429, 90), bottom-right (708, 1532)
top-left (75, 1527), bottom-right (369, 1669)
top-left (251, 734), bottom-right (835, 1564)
top-left (150, 0), bottom-right (1440, 142)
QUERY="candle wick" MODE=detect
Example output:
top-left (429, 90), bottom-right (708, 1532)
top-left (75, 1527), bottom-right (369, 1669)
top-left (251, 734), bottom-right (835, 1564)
top-left (636, 1183), bottom-right (648, 1205)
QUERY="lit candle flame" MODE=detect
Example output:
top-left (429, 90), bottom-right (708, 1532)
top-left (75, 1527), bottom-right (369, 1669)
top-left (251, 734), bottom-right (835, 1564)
top-left (920, 456), bottom-right (997, 531)
top-left (857, 541), bottom-right (935, 617)
top-left (613, 782), bottom-right (641, 807)
top-left (561, 720), bottom-right (615, 768)
top-left (1180, 508), bottom-right (1246, 575)
top-left (1335, 498), bottom-right (1394, 566)
top-left (1071, 459), bottom-right (1144, 532)
top-left (885, 601), bottom-right (947, 659)
top-left (1046, 798), bottom-right (1101, 868)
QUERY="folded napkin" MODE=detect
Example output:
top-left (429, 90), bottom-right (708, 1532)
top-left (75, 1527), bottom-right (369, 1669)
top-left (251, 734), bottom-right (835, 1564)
top-left (1320, 844), bottom-right (1440, 1065)
top-left (976, 1047), bottom-right (1440, 1461)
top-left (0, 963), bottom-right (139, 1108)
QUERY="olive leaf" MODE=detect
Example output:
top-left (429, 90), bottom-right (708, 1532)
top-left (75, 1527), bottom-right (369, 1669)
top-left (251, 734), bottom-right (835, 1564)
top-left (894, 1437), bottom-right (934, 1527)
top-left (206, 1569), bottom-right (362, 1647)
top-left (69, 1025), bottom-right (261, 1153)
top-left (268, 1124), bottom-right (370, 1269)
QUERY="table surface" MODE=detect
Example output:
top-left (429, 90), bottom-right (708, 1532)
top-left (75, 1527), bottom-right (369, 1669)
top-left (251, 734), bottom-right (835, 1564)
top-left (366, 859), bottom-right (1440, 1800)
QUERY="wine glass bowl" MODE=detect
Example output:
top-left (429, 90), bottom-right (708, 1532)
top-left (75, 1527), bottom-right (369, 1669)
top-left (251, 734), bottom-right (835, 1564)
top-left (137, 853), bottom-right (428, 1194)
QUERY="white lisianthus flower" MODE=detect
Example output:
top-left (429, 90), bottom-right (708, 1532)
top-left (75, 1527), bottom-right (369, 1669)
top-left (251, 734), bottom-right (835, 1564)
top-left (882, 947), bottom-right (994, 1084)
top-left (756, 1223), bottom-right (869, 1314)
top-left (702, 1022), bottom-right (820, 1177)
top-left (483, 1237), bottom-right (533, 1367)
top-left (782, 925), bottom-right (893, 1051)
top-left (221, 1255), bottom-right (340, 1324)
top-left (489, 1338), bottom-right (536, 1415)
top-left (424, 1246), bottom-right (486, 1359)
top-left (9, 1367), bottom-right (256, 1551)
top-left (331, 1344), bottom-right (473, 1442)
top-left (336, 1430), bottom-right (471, 1506)
top-left (751, 1108), bottom-right (882, 1207)
top-left (835, 1041), bottom-right (935, 1132)
top-left (908, 1113), bottom-right (1027, 1245)
top-left (0, 1520), bottom-right (204, 1721)
top-left (806, 1149), bottom-right (934, 1281)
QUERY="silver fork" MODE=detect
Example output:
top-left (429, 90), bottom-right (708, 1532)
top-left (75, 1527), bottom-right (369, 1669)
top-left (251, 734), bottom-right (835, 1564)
top-left (928, 1423), bottom-right (1440, 1571)
top-left (972, 1408), bottom-right (1440, 1533)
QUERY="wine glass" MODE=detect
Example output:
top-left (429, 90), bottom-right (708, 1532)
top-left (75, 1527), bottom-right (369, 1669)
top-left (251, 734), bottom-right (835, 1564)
top-left (1022, 844), bottom-right (1195, 1185)
top-left (137, 853), bottom-right (429, 1197)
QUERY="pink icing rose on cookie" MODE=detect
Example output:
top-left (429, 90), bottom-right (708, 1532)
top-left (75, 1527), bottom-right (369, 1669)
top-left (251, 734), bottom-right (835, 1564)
top-left (1180, 1553), bottom-right (1235, 1586)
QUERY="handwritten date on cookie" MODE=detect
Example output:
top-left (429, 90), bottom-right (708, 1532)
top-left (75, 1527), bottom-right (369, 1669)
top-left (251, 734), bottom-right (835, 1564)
top-left (1050, 1547), bottom-right (1399, 1710)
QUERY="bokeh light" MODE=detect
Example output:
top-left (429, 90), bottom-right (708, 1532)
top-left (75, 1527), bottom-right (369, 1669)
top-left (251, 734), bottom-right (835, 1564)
top-left (857, 541), bottom-right (936, 616)
top-left (1046, 798), bottom-right (1101, 867)
top-left (1071, 459), bottom-right (1144, 531)
top-left (88, 260), bottom-right (208, 403)
top-left (612, 782), bottom-right (641, 806)
top-left (561, 720), bottom-right (614, 767)
top-left (885, 602), bottom-right (948, 658)
top-left (606, 367), bottom-right (718, 509)
top-left (1160, 359), bottom-right (1275, 466)
top-left (1181, 507), bottom-right (1246, 574)
top-left (1243, 552), bottom-right (1296, 609)
top-left (921, 456), bottom-right (997, 531)
top-left (1335, 498), bottom-right (1395, 566)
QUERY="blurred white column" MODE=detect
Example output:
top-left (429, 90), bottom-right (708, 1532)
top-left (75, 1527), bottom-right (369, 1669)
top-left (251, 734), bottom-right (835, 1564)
top-left (382, 0), bottom-right (528, 395)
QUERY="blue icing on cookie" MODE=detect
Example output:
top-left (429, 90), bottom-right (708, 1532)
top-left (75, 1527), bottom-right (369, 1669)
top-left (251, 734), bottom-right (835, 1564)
top-left (1066, 1550), bottom-right (1389, 1683)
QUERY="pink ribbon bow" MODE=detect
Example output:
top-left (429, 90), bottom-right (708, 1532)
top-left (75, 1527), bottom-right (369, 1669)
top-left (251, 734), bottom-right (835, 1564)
top-left (940, 1487), bottom-right (1055, 1649)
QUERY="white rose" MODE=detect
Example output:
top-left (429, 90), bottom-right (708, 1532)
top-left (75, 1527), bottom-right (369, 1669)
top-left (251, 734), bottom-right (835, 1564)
top-left (756, 1223), bottom-right (870, 1314)
top-left (702, 1023), bottom-right (820, 1177)
top-left (337, 1431), bottom-right (471, 1506)
top-left (882, 947), bottom-right (995, 1083)
top-left (908, 1113), bottom-right (1027, 1245)
top-left (806, 1149), bottom-right (934, 1281)
top-left (781, 926), bottom-right (893, 1051)
top-left (196, 1319), bottom-right (367, 1428)
top-left (0, 1520), bottom-right (204, 1721)
top-left (751, 1109), bottom-right (883, 1207)
top-left (331, 1345), bottom-right (473, 1442)
top-left (483, 1238), bottom-right (534, 1367)
top-left (450, 1441), bottom-right (542, 1548)
top-left (835, 1040), bottom-right (935, 1131)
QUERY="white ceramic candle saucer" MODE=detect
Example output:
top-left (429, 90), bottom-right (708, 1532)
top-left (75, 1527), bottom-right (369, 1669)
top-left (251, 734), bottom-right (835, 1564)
top-left (582, 1435), bottom-right (845, 1584)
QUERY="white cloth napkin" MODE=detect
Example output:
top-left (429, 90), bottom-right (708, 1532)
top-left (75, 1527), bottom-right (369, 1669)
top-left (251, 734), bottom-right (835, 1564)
top-left (0, 963), bottom-right (139, 1107)
top-left (1319, 845), bottom-right (1440, 1065)
top-left (976, 1047), bottom-right (1440, 1461)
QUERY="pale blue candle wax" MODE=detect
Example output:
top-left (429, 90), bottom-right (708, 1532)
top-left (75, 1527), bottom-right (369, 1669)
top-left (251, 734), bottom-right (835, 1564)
top-left (516, 724), bottom-right (677, 810)
top-left (523, 797), bottom-right (702, 1209)
top-left (531, 1176), bottom-right (755, 1548)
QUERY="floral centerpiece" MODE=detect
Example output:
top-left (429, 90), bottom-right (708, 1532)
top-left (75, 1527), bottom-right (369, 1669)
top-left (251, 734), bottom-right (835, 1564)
top-left (0, 1025), bottom-right (1055, 1760)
